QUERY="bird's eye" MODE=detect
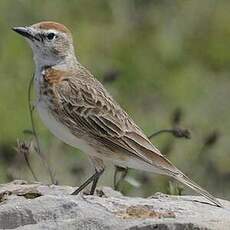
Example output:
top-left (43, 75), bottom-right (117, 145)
top-left (47, 33), bottom-right (55, 40)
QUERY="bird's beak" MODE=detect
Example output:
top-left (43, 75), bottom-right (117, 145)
top-left (12, 26), bottom-right (36, 41)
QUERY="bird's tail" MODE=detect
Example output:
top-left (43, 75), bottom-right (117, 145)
top-left (172, 172), bottom-right (223, 207)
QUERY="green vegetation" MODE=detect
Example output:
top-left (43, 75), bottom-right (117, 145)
top-left (0, 0), bottom-right (229, 199)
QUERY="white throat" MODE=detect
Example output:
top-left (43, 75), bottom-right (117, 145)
top-left (34, 53), bottom-right (78, 72)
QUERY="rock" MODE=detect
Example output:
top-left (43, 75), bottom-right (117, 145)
top-left (0, 180), bottom-right (229, 230)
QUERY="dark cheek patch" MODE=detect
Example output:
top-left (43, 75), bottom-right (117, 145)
top-left (52, 39), bottom-right (69, 55)
top-left (51, 44), bottom-right (61, 55)
top-left (39, 34), bottom-right (45, 42)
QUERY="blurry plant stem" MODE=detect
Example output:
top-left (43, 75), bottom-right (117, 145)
top-left (15, 140), bottom-right (38, 182)
top-left (148, 127), bottom-right (191, 140)
top-left (23, 151), bottom-right (38, 181)
top-left (114, 166), bottom-right (128, 190)
top-left (148, 129), bottom-right (174, 139)
top-left (28, 74), bottom-right (56, 184)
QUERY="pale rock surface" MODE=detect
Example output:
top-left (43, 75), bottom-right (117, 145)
top-left (0, 180), bottom-right (229, 230)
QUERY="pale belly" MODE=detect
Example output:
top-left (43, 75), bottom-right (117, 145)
top-left (37, 100), bottom-right (95, 154)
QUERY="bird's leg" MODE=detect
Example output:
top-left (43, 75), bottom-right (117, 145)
top-left (72, 156), bottom-right (105, 195)
top-left (71, 168), bottom-right (104, 195)
top-left (90, 168), bottom-right (105, 195)
top-left (114, 166), bottom-right (128, 190)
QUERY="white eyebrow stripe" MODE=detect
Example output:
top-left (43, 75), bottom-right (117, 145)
top-left (45, 29), bottom-right (58, 34)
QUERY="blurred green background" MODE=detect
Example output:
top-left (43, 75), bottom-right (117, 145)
top-left (0, 0), bottom-right (229, 199)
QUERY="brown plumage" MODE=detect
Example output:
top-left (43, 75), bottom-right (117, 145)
top-left (42, 66), bottom-right (174, 170)
top-left (13, 21), bottom-right (222, 207)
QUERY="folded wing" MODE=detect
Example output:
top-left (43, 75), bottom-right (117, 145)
top-left (54, 71), bottom-right (178, 173)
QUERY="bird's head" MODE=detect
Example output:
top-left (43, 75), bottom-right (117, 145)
top-left (12, 21), bottom-right (75, 67)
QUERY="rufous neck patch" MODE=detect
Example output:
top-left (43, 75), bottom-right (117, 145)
top-left (43, 67), bottom-right (67, 84)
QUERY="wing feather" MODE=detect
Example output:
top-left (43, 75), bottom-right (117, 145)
top-left (53, 71), bottom-right (176, 172)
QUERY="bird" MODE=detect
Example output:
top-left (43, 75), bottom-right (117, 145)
top-left (12, 21), bottom-right (222, 207)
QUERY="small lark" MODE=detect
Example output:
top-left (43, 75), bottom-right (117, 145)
top-left (13, 21), bottom-right (221, 207)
